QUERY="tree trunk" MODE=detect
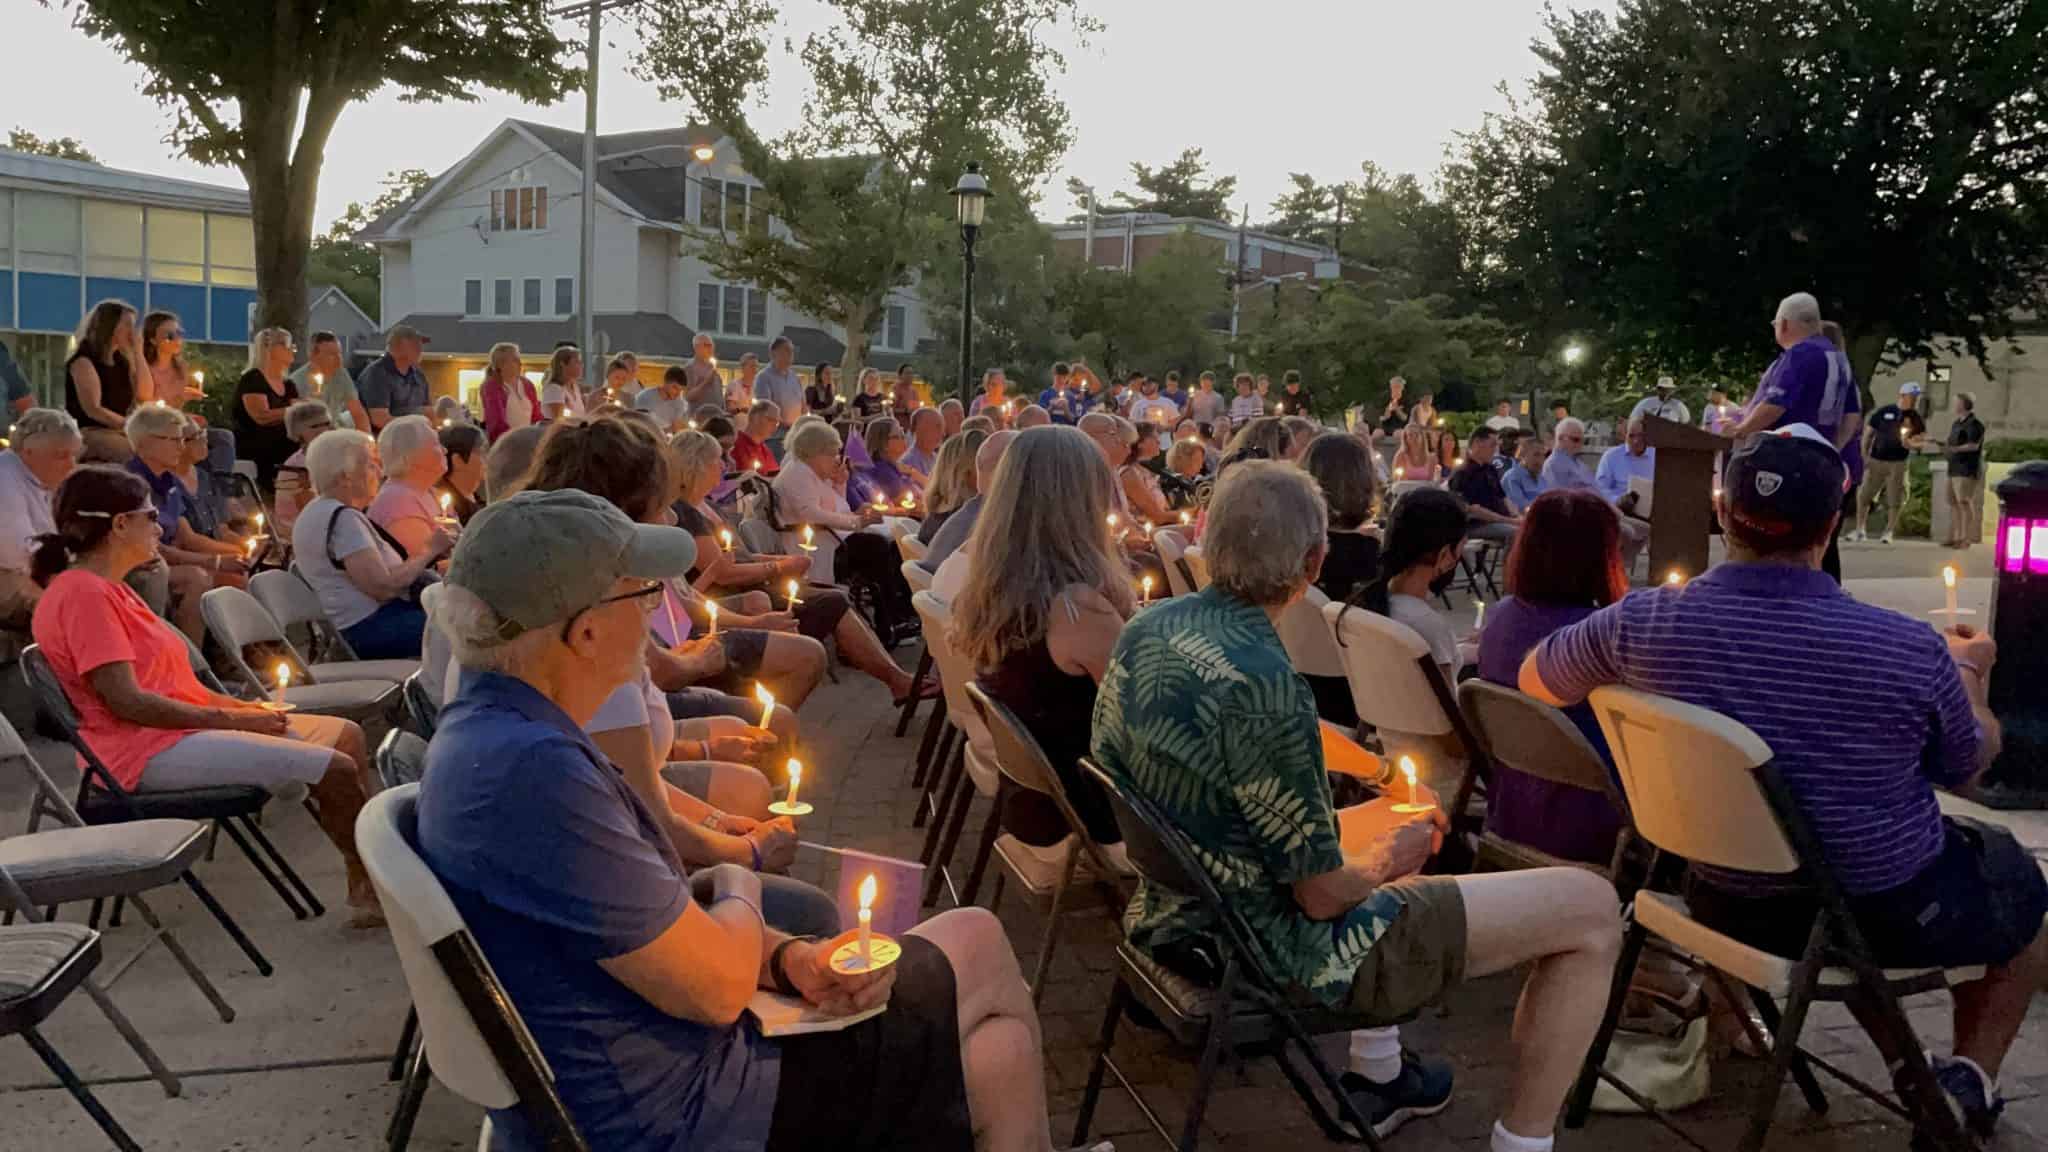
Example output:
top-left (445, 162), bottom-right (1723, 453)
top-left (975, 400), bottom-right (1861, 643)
top-left (839, 296), bottom-right (875, 382)
top-left (241, 76), bottom-right (344, 342)
top-left (1846, 325), bottom-right (1889, 415)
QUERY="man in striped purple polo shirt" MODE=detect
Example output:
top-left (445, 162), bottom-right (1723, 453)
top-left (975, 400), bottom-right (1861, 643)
top-left (1519, 425), bottom-right (2046, 1138)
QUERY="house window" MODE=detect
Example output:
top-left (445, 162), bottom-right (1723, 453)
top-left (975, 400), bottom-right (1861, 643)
top-left (523, 278), bottom-right (542, 316)
top-left (490, 186), bottom-right (549, 232)
top-left (699, 180), bottom-right (722, 229)
top-left (883, 305), bottom-right (906, 350)
top-left (697, 282), bottom-right (766, 336)
top-left (723, 182), bottom-right (749, 233)
top-left (493, 278), bottom-right (512, 315)
top-left (147, 208), bottom-right (206, 283)
top-left (555, 277), bottom-right (574, 315)
top-left (464, 279), bottom-right (483, 316)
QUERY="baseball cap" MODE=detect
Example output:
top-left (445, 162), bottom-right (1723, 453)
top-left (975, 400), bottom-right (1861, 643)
top-left (445, 489), bottom-right (696, 638)
top-left (1899, 381), bottom-right (1924, 396)
top-left (1721, 423), bottom-right (1846, 546)
top-left (386, 323), bottom-right (430, 345)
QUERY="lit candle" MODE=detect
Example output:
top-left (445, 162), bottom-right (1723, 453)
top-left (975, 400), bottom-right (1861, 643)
top-left (153, 398), bottom-right (166, 408)
top-left (1452, 457), bottom-right (1464, 469)
top-left (706, 599), bottom-right (718, 636)
top-left (246, 536), bottom-right (259, 558)
top-left (800, 525), bottom-right (816, 551)
top-left (719, 529), bottom-right (734, 553)
top-left (273, 663), bottom-right (291, 705)
top-left (1666, 569), bottom-right (1683, 586)
top-left (1475, 600), bottom-right (1487, 630)
top-left (193, 370), bottom-right (204, 387)
top-left (1275, 402), bottom-right (1285, 414)
top-left (687, 419), bottom-right (698, 431)
top-left (1943, 564), bottom-right (1958, 619)
top-left (873, 496), bottom-right (889, 511)
top-left (1400, 756), bottom-right (1419, 805)
top-left (755, 683), bottom-right (776, 731)
top-left (857, 873), bottom-right (876, 964)
top-left (786, 579), bottom-right (803, 606)
top-left (786, 758), bottom-right (803, 809)
top-left (900, 492), bottom-right (916, 510)
top-left (1179, 510), bottom-right (1192, 526)
top-left (1140, 574), bottom-right (1153, 603)
top-left (438, 490), bottom-right (453, 516)
top-left (1106, 512), bottom-right (1120, 533)
top-left (253, 512), bottom-right (264, 532)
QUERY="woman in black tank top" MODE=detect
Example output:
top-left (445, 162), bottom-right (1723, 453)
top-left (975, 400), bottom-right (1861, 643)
top-left (66, 300), bottom-right (144, 459)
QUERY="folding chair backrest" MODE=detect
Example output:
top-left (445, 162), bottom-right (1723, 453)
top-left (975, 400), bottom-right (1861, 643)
top-left (375, 728), bottom-right (430, 790)
top-left (966, 682), bottom-right (1121, 878)
top-left (1080, 757), bottom-right (1280, 988)
top-left (896, 531), bottom-right (929, 566)
top-left (201, 586), bottom-right (299, 689)
top-left (418, 583), bottom-right (452, 709)
top-left (21, 646), bottom-right (130, 808)
top-left (739, 518), bottom-right (781, 556)
top-left (1586, 686), bottom-right (1796, 875)
top-left (1274, 585), bottom-right (1344, 678)
top-left (356, 786), bottom-right (587, 1148)
top-left (1183, 545), bottom-right (1209, 590)
top-left (1457, 680), bottom-right (1618, 804)
top-left (1152, 528), bottom-right (1196, 598)
top-left (1324, 601), bottom-right (1455, 737)
top-left (252, 568), bottom-right (352, 660)
top-left (900, 560), bottom-right (933, 595)
top-left (911, 591), bottom-right (993, 757)
top-left (0, 709), bottom-right (81, 826)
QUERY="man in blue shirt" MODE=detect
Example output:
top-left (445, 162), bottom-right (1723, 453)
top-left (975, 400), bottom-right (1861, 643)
top-left (1502, 436), bottom-right (1547, 513)
top-left (417, 489), bottom-right (1078, 1152)
top-left (356, 324), bottom-right (431, 431)
top-left (1593, 418), bottom-right (1656, 532)
top-left (1522, 426), bottom-right (2043, 1137)
top-left (1543, 418), bottom-right (1647, 571)
top-left (1038, 361), bottom-right (1083, 425)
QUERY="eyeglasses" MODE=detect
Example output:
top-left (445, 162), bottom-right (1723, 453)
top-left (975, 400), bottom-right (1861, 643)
top-left (161, 329), bottom-right (184, 341)
top-left (560, 579), bottom-right (665, 641)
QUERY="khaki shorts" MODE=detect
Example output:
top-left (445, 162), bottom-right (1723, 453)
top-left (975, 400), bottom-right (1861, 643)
top-left (1346, 875), bottom-right (1468, 1024)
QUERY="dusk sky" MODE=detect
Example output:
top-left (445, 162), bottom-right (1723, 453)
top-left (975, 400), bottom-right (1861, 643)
top-left (4, 0), bottom-right (1616, 231)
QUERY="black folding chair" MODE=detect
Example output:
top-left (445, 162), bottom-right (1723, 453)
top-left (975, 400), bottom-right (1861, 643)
top-left (1072, 758), bottom-right (1385, 1152)
top-left (23, 645), bottom-right (325, 928)
top-left (0, 914), bottom-right (141, 1151)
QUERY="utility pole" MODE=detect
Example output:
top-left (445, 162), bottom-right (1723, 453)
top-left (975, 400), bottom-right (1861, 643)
top-left (1080, 183), bottom-right (1096, 269)
top-left (578, 1), bottom-right (601, 363)
top-left (1228, 204), bottom-right (1249, 368)
top-left (1332, 185), bottom-right (1346, 264)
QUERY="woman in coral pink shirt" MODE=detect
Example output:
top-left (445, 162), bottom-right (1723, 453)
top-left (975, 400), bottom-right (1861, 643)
top-left (29, 464), bottom-right (383, 924)
top-left (479, 341), bottom-right (540, 442)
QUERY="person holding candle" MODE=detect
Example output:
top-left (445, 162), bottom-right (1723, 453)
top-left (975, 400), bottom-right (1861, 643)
top-left (1117, 423), bottom-right (1173, 526)
top-left (1521, 425), bottom-right (2043, 1135)
top-left (123, 405), bottom-right (249, 639)
top-left (480, 342), bottom-right (541, 444)
top-left (232, 327), bottom-right (302, 489)
top-left (66, 300), bottom-right (149, 463)
top-left (292, 430), bottom-right (452, 660)
top-left (849, 417), bottom-right (922, 511)
top-left (538, 345), bottom-right (588, 421)
top-left (367, 415), bottom-right (454, 560)
top-left (30, 464), bottom-right (381, 925)
top-left (916, 429), bottom-right (987, 548)
top-left (0, 409), bottom-right (82, 629)
top-left (953, 426), bottom-right (1134, 865)
top-left (1096, 460), bottom-right (1624, 1148)
top-left (417, 485), bottom-right (1095, 1152)
top-left (269, 400), bottom-right (336, 538)
top-left (772, 420), bottom-right (918, 641)
top-left (1346, 487), bottom-right (1471, 683)
top-left (434, 422), bottom-right (487, 526)
top-left (732, 399), bottom-right (782, 476)
top-left (140, 311), bottom-right (194, 413)
top-left (966, 366), bottom-right (1010, 423)
top-left (920, 431), bottom-right (1014, 578)
top-left (288, 330), bottom-right (368, 432)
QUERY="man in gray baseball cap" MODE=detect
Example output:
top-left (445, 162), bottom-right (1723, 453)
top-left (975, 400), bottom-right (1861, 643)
top-left (414, 487), bottom-right (1095, 1152)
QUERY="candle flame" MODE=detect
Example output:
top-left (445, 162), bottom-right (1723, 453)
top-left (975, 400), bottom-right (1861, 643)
top-left (1943, 565), bottom-right (1957, 589)
top-left (1400, 756), bottom-right (1417, 794)
top-left (787, 579), bottom-right (801, 603)
top-left (1141, 574), bottom-right (1153, 602)
top-left (787, 758), bottom-right (801, 797)
top-left (901, 492), bottom-right (916, 508)
top-left (1666, 569), bottom-right (1683, 586)
top-left (253, 512), bottom-right (264, 530)
top-left (1180, 510), bottom-right (1192, 525)
top-left (276, 663), bottom-right (291, 689)
top-left (438, 491), bottom-right (453, 513)
top-left (1106, 513), bottom-right (1120, 530)
top-left (719, 529), bottom-right (734, 551)
top-left (755, 683), bottom-right (776, 729)
top-left (858, 873), bottom-right (876, 909)
top-left (801, 525), bottom-right (814, 546)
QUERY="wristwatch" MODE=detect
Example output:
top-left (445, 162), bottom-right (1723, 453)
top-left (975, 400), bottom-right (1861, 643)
top-left (769, 935), bottom-right (816, 996)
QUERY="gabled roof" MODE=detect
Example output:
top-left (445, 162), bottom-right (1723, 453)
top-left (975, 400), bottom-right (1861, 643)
top-left (361, 118), bottom-right (724, 241)
top-left (306, 283), bottom-right (376, 329)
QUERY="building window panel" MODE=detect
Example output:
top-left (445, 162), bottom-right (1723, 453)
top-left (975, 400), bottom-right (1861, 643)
top-left (207, 214), bottom-right (256, 286)
top-left (699, 180), bottom-right (723, 229)
top-left (465, 279), bottom-right (483, 316)
top-left (493, 185), bottom-right (548, 232)
top-left (884, 305), bottom-right (906, 350)
top-left (83, 201), bottom-right (144, 278)
top-left (494, 278), bottom-right (512, 315)
top-left (698, 284), bottom-right (719, 332)
top-left (522, 277), bottom-right (541, 315)
top-left (146, 207), bottom-right (205, 283)
top-left (0, 189), bottom-right (12, 265)
top-left (723, 182), bottom-right (748, 234)
top-left (722, 285), bottom-right (743, 334)
top-left (747, 289), bottom-right (766, 337)
top-left (555, 277), bottom-right (573, 315)
top-left (535, 188), bottom-right (548, 230)
top-left (18, 192), bottom-right (80, 274)
top-left (489, 190), bottom-right (504, 232)
top-left (518, 187), bottom-right (535, 230)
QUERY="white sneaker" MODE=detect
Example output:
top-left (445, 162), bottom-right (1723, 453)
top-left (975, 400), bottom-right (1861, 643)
top-left (1880, 532), bottom-right (1895, 544)
top-left (1846, 530), bottom-right (1866, 542)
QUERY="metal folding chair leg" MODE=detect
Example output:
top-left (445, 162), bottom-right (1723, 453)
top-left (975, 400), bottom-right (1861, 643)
top-left (389, 1008), bottom-right (418, 1081)
top-left (21, 1026), bottom-right (142, 1152)
top-left (894, 649), bottom-right (932, 738)
top-left (386, 1038), bottom-right (431, 1151)
top-left (1026, 845), bottom-right (1081, 1003)
top-left (237, 814), bottom-right (325, 918)
top-left (1747, 988), bottom-right (1828, 1114)
top-left (1072, 978), bottom-right (1130, 1146)
top-left (215, 818), bottom-right (309, 920)
top-left (77, 978), bottom-right (180, 1097)
top-left (1567, 917), bottom-right (1650, 1126)
top-left (181, 869), bottom-right (272, 976)
top-left (911, 692), bottom-right (949, 791)
top-left (957, 780), bottom-right (1007, 907)
top-left (124, 892), bottom-right (235, 1022)
top-left (918, 738), bottom-right (965, 861)
top-left (921, 766), bottom-right (977, 908)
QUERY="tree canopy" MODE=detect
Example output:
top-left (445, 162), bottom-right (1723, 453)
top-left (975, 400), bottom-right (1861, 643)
top-left (67, 0), bottom-right (577, 334)
top-left (1112, 148), bottom-right (1237, 220)
top-left (7, 128), bottom-right (97, 162)
top-left (1443, 0), bottom-right (2048, 389)
top-left (1062, 232), bottom-right (1228, 379)
top-left (639, 0), bottom-right (1091, 378)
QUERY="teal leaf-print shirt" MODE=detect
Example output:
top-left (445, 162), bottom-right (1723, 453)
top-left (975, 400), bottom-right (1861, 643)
top-left (1092, 586), bottom-right (1401, 1008)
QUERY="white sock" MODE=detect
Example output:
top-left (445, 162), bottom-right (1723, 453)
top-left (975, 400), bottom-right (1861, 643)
top-left (1347, 1026), bottom-right (1403, 1084)
top-left (1491, 1121), bottom-right (1554, 1152)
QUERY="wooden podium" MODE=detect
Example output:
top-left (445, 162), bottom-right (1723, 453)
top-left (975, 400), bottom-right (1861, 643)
top-left (1644, 416), bottom-right (1729, 581)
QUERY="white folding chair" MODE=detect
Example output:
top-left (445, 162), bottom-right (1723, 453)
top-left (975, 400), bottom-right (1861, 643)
top-left (1569, 686), bottom-right (1983, 1152)
top-left (1182, 545), bottom-right (1209, 590)
top-left (1324, 600), bottom-right (1484, 829)
top-left (910, 591), bottom-right (1001, 908)
top-left (200, 587), bottom-right (401, 723)
top-left (896, 530), bottom-right (929, 566)
top-left (1151, 528), bottom-right (1194, 597)
top-left (1274, 585), bottom-right (1344, 678)
top-left (247, 569), bottom-right (421, 683)
top-left (357, 785), bottom-right (590, 1152)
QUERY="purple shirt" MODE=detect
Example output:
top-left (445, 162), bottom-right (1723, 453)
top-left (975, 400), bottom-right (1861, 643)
top-left (1477, 597), bottom-right (1623, 866)
top-left (1758, 335), bottom-right (1859, 462)
top-left (1534, 563), bottom-right (1981, 894)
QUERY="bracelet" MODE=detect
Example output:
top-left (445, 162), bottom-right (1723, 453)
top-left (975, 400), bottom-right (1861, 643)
top-left (747, 837), bottom-right (763, 872)
top-left (711, 891), bottom-right (763, 926)
top-left (769, 935), bottom-right (815, 996)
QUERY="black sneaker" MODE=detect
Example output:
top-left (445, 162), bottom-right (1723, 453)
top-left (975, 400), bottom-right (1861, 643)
top-left (1341, 1051), bottom-right (1454, 1138)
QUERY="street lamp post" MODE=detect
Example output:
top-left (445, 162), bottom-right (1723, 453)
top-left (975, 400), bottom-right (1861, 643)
top-left (952, 163), bottom-right (991, 400)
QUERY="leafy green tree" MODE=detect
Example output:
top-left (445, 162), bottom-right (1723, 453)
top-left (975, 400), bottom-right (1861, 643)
top-left (1444, 0), bottom-right (2048, 390)
top-left (307, 168), bottom-right (429, 320)
top-left (65, 0), bottom-right (577, 335)
top-left (920, 217), bottom-right (1070, 397)
top-left (1245, 283), bottom-right (1508, 416)
top-left (1112, 148), bottom-right (1237, 220)
top-left (7, 128), bottom-right (97, 162)
top-left (639, 0), bottom-right (1092, 379)
top-left (1265, 173), bottom-right (1334, 239)
top-left (1061, 232), bottom-right (1227, 378)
